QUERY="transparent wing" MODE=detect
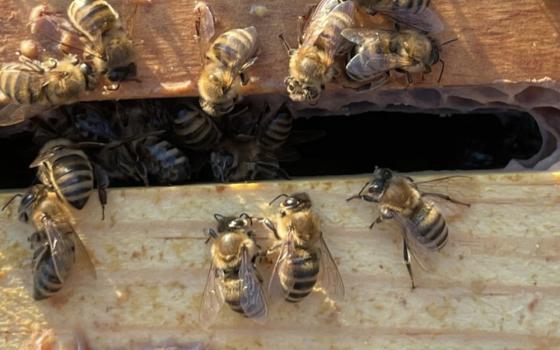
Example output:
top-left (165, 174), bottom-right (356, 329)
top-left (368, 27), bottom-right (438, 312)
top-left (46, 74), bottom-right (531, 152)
top-left (42, 215), bottom-right (75, 282)
top-left (302, 0), bottom-right (341, 41)
top-left (70, 230), bottom-right (97, 280)
top-left (316, 233), bottom-right (345, 302)
top-left (347, 51), bottom-right (412, 74)
top-left (0, 104), bottom-right (53, 127)
top-left (393, 213), bottom-right (436, 272)
top-left (194, 1), bottom-right (215, 64)
top-left (377, 7), bottom-right (444, 33)
top-left (199, 260), bottom-right (225, 329)
top-left (239, 246), bottom-right (268, 323)
top-left (267, 229), bottom-right (296, 299)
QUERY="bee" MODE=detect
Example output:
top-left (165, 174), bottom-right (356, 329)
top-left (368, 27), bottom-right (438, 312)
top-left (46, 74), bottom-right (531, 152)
top-left (210, 106), bottom-right (293, 182)
top-left (264, 192), bottom-right (344, 303)
top-left (0, 55), bottom-right (95, 127)
top-left (281, 0), bottom-right (357, 103)
top-left (67, 0), bottom-right (137, 83)
top-left (3, 184), bottom-right (96, 300)
top-left (348, 0), bottom-right (444, 33)
top-left (172, 104), bottom-right (222, 151)
top-left (133, 136), bottom-right (191, 185)
top-left (200, 213), bottom-right (268, 327)
top-left (341, 28), bottom-right (450, 85)
top-left (346, 168), bottom-right (470, 288)
top-left (195, 3), bottom-right (259, 117)
top-left (30, 138), bottom-right (108, 218)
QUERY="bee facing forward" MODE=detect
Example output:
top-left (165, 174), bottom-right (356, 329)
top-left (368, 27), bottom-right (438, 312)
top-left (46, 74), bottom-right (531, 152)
top-left (342, 28), bottom-right (453, 85)
top-left (264, 193), bottom-right (344, 302)
top-left (195, 3), bottom-right (259, 117)
top-left (347, 168), bottom-right (469, 288)
top-left (67, 0), bottom-right (137, 83)
top-left (282, 0), bottom-right (356, 103)
top-left (4, 184), bottom-right (96, 300)
top-left (200, 213), bottom-right (268, 328)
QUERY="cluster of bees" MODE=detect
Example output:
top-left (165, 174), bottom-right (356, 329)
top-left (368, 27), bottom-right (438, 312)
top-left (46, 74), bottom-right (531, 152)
top-left (0, 0), bottom-right (469, 330)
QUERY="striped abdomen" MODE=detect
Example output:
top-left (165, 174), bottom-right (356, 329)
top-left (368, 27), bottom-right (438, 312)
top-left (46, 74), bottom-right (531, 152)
top-left (365, 0), bottom-right (430, 13)
top-left (208, 27), bottom-right (258, 69)
top-left (32, 241), bottom-right (75, 300)
top-left (173, 107), bottom-right (221, 150)
top-left (279, 246), bottom-right (320, 302)
top-left (222, 273), bottom-right (266, 318)
top-left (259, 112), bottom-right (292, 150)
top-left (41, 149), bottom-right (94, 210)
top-left (140, 138), bottom-right (190, 184)
top-left (67, 0), bottom-right (119, 42)
top-left (408, 201), bottom-right (448, 251)
top-left (314, 2), bottom-right (355, 54)
top-left (0, 63), bottom-right (45, 104)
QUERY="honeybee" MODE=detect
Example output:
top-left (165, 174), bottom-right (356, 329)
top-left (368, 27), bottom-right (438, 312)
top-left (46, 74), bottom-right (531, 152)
top-left (346, 168), bottom-right (469, 288)
top-left (0, 55), bottom-right (95, 127)
top-left (195, 3), bottom-right (259, 117)
top-left (341, 28), bottom-right (448, 85)
top-left (67, 0), bottom-right (137, 83)
top-left (349, 0), bottom-right (444, 33)
top-left (3, 184), bottom-right (96, 300)
top-left (282, 0), bottom-right (357, 103)
top-left (200, 213), bottom-right (268, 327)
top-left (172, 103), bottom-right (222, 151)
top-left (30, 138), bottom-right (108, 218)
top-left (133, 136), bottom-right (191, 185)
top-left (264, 192), bottom-right (344, 302)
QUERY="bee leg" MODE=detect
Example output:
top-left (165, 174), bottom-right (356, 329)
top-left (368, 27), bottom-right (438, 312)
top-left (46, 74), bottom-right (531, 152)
top-left (403, 239), bottom-right (416, 290)
top-left (368, 215), bottom-right (384, 229)
top-left (94, 165), bottom-right (109, 221)
top-left (405, 72), bottom-right (414, 86)
top-left (421, 192), bottom-right (470, 207)
top-left (261, 217), bottom-right (280, 240)
top-left (278, 34), bottom-right (295, 56)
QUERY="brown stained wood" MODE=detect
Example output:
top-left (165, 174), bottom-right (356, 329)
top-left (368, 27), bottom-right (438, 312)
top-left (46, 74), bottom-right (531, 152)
top-left (1, 171), bottom-right (560, 349)
top-left (0, 1), bottom-right (558, 102)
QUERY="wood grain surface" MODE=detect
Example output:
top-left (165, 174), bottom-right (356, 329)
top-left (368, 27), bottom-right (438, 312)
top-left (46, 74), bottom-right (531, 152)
top-left (1, 171), bottom-right (560, 349)
top-left (0, 0), bottom-right (558, 102)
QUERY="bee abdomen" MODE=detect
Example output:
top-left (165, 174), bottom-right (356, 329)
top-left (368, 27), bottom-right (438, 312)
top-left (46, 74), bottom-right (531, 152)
top-left (68, 0), bottom-right (118, 41)
top-left (0, 65), bottom-right (42, 104)
top-left (51, 153), bottom-right (94, 209)
top-left (410, 203), bottom-right (448, 251)
top-left (173, 108), bottom-right (221, 150)
top-left (211, 27), bottom-right (257, 69)
top-left (32, 245), bottom-right (74, 300)
top-left (222, 276), bottom-right (245, 314)
top-left (141, 138), bottom-right (190, 184)
top-left (260, 112), bottom-right (293, 150)
top-left (279, 248), bottom-right (320, 303)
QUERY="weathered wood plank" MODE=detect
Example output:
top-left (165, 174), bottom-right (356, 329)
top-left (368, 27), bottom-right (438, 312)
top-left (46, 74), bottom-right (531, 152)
top-left (1, 171), bottom-right (560, 349)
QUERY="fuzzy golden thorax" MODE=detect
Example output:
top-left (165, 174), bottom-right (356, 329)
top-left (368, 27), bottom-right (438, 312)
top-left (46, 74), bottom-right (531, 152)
top-left (198, 63), bottom-right (239, 117)
top-left (277, 208), bottom-right (321, 247)
top-left (286, 46), bottom-right (333, 102)
top-left (211, 231), bottom-right (256, 271)
top-left (45, 59), bottom-right (88, 104)
top-left (379, 177), bottom-right (422, 216)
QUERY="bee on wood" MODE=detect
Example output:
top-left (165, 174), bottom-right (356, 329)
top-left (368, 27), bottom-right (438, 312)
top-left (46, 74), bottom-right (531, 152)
top-left (341, 28), bottom-right (455, 85)
top-left (30, 138), bottom-right (108, 218)
top-left (172, 103), bottom-right (222, 151)
top-left (348, 0), bottom-right (444, 33)
top-left (281, 0), bottom-right (357, 103)
top-left (195, 3), bottom-right (259, 117)
top-left (0, 55), bottom-right (95, 127)
top-left (200, 213), bottom-right (268, 328)
top-left (263, 192), bottom-right (344, 303)
top-left (346, 168), bottom-right (470, 289)
top-left (3, 184), bottom-right (96, 300)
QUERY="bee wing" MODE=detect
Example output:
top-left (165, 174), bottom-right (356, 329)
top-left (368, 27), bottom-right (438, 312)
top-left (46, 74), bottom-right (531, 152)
top-left (0, 103), bottom-right (53, 127)
top-left (376, 7), bottom-right (444, 33)
top-left (194, 1), bottom-right (215, 64)
top-left (267, 229), bottom-right (296, 299)
top-left (348, 51), bottom-right (413, 74)
top-left (70, 230), bottom-right (97, 280)
top-left (239, 246), bottom-right (268, 323)
top-left (393, 214), bottom-right (436, 272)
top-left (316, 233), bottom-right (345, 302)
top-left (199, 260), bottom-right (225, 329)
top-left (302, 0), bottom-right (341, 40)
top-left (29, 11), bottom-right (90, 58)
top-left (42, 215), bottom-right (75, 283)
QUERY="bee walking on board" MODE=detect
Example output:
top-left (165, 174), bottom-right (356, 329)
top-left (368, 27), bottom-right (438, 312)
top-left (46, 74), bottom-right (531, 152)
top-left (341, 28), bottom-right (455, 85)
top-left (195, 2), bottom-right (259, 117)
top-left (200, 213), bottom-right (268, 328)
top-left (263, 193), bottom-right (344, 303)
top-left (346, 168), bottom-right (470, 289)
top-left (2, 184), bottom-right (96, 300)
top-left (281, 0), bottom-right (357, 103)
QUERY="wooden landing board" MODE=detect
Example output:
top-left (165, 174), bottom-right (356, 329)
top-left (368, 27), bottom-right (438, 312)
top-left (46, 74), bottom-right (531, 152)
top-left (1, 171), bottom-right (560, 349)
top-left (0, 1), bottom-right (558, 102)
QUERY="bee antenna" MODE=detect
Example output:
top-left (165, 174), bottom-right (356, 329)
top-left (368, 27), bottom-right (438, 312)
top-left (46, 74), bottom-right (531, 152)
top-left (268, 194), bottom-right (288, 206)
top-left (441, 38), bottom-right (459, 47)
top-left (2, 194), bottom-right (22, 211)
top-left (438, 59), bottom-right (445, 83)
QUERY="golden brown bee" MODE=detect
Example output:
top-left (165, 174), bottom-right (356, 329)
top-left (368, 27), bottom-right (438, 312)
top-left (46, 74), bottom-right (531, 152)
top-left (282, 0), bottom-right (357, 103)
top-left (342, 28), bottom-right (448, 85)
top-left (67, 0), bottom-right (137, 83)
top-left (346, 168), bottom-right (469, 288)
top-left (264, 192), bottom-right (344, 302)
top-left (349, 0), bottom-right (444, 33)
top-left (200, 213), bottom-right (268, 328)
top-left (3, 184), bottom-right (96, 300)
top-left (0, 55), bottom-right (94, 127)
top-left (195, 3), bottom-right (259, 117)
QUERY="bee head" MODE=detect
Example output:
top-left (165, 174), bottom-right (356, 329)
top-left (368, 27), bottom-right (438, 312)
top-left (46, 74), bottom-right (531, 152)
top-left (270, 192), bottom-right (312, 215)
top-left (105, 35), bottom-right (136, 82)
top-left (17, 185), bottom-right (45, 222)
top-left (199, 66), bottom-right (239, 117)
top-left (285, 77), bottom-right (321, 103)
top-left (210, 150), bottom-right (236, 182)
top-left (361, 167), bottom-right (393, 202)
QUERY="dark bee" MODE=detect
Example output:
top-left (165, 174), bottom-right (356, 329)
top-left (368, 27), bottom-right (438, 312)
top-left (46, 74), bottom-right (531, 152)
top-left (172, 104), bottom-right (222, 151)
top-left (133, 136), bottom-right (191, 185)
top-left (347, 168), bottom-right (470, 288)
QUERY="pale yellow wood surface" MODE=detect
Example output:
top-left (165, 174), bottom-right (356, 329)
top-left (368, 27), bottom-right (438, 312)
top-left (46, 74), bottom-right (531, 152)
top-left (1, 172), bottom-right (560, 349)
top-left (0, 1), bottom-right (558, 102)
